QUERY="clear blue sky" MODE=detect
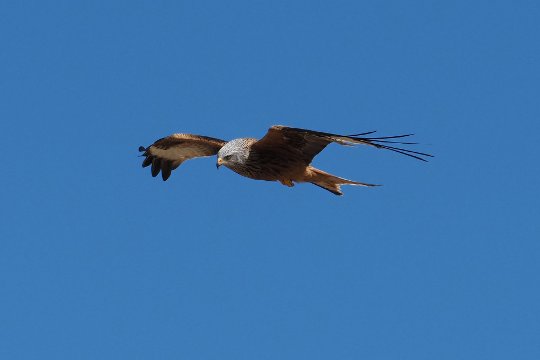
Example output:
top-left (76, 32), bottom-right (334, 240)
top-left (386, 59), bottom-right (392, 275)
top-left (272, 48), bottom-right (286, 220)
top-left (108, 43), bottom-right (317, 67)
top-left (1, 1), bottom-right (539, 359)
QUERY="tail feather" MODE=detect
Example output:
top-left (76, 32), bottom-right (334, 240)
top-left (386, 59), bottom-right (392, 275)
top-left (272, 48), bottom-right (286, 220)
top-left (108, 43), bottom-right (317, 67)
top-left (308, 167), bottom-right (379, 196)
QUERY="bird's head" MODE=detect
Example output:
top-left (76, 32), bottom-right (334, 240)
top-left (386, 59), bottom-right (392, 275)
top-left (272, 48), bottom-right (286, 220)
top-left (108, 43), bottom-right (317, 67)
top-left (216, 138), bottom-right (250, 169)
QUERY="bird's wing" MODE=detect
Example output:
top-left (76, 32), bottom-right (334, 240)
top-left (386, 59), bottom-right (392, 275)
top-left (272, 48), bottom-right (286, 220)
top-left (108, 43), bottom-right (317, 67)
top-left (252, 125), bottom-right (433, 164)
top-left (139, 134), bottom-right (227, 181)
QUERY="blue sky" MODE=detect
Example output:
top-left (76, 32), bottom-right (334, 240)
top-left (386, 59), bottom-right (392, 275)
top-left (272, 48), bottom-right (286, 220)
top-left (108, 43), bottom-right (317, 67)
top-left (1, 1), bottom-right (539, 359)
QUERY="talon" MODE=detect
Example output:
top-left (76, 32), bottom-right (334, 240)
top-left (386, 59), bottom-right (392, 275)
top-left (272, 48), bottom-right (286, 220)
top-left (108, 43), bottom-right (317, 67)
top-left (280, 179), bottom-right (294, 187)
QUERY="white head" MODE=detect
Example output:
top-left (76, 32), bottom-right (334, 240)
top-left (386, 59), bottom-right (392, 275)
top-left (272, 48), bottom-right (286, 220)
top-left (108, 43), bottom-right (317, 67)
top-left (216, 138), bottom-right (251, 169)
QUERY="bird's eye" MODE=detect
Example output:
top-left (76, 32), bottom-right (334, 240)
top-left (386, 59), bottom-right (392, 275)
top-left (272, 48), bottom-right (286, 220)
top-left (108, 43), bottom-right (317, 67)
top-left (223, 155), bottom-right (233, 161)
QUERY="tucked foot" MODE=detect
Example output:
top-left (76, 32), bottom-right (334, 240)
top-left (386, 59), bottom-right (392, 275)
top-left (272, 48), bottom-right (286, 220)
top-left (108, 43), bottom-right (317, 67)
top-left (279, 179), bottom-right (295, 187)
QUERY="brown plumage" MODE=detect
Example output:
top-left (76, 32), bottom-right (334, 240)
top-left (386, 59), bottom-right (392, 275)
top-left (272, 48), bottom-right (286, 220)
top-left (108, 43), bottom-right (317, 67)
top-left (139, 125), bottom-right (432, 195)
top-left (139, 134), bottom-right (226, 181)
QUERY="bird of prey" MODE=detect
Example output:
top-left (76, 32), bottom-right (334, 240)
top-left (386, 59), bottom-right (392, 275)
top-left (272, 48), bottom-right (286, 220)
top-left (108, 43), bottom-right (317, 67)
top-left (139, 125), bottom-right (432, 195)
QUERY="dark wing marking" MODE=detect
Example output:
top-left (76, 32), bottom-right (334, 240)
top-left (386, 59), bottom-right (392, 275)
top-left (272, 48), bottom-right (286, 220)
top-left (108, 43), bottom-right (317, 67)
top-left (139, 134), bottom-right (227, 181)
top-left (252, 125), bottom-right (433, 163)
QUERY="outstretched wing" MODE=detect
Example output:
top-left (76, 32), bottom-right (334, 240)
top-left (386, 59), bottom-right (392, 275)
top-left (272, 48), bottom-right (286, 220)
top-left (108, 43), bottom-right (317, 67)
top-left (139, 134), bottom-right (227, 181)
top-left (252, 125), bottom-right (433, 164)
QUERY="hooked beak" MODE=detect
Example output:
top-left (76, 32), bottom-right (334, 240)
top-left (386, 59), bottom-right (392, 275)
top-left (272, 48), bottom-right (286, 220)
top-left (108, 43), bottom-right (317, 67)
top-left (216, 157), bottom-right (223, 169)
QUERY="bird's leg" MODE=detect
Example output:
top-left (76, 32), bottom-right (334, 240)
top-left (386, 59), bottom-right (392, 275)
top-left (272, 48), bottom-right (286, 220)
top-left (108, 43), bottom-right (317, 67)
top-left (279, 179), bottom-right (295, 187)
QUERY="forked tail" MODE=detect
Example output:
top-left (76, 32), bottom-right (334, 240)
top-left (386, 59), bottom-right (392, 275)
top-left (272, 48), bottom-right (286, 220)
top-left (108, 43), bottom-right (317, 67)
top-left (308, 167), bottom-right (379, 196)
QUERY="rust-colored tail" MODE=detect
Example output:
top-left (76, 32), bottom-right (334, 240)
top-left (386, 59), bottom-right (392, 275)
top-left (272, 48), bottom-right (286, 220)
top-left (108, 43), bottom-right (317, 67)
top-left (308, 167), bottom-right (379, 196)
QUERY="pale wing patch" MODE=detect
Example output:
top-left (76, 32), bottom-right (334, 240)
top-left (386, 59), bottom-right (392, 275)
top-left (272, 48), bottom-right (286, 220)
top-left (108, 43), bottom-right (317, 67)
top-left (149, 146), bottom-right (214, 161)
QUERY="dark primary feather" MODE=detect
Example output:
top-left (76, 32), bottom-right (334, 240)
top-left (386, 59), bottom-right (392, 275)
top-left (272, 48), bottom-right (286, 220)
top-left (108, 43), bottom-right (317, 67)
top-left (349, 132), bottom-right (432, 161)
top-left (151, 158), bottom-right (160, 177)
top-left (160, 160), bottom-right (172, 181)
top-left (142, 156), bottom-right (152, 168)
top-left (253, 125), bottom-right (433, 163)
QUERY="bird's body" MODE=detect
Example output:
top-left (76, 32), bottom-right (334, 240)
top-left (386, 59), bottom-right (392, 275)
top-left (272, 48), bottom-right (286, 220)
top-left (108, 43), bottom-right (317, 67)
top-left (139, 125), bottom-right (432, 195)
top-left (219, 138), bottom-right (304, 181)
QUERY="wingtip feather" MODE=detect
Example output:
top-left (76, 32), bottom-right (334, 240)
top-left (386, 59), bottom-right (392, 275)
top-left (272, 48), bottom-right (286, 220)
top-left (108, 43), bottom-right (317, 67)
top-left (142, 157), bottom-right (153, 168)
